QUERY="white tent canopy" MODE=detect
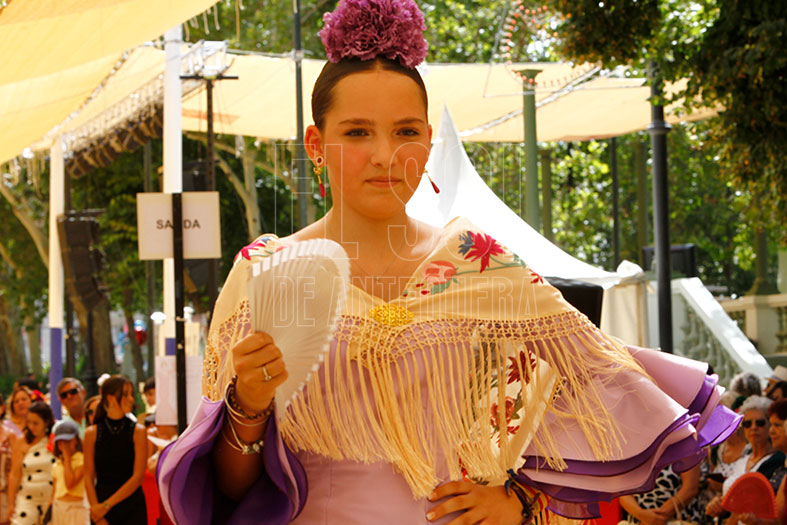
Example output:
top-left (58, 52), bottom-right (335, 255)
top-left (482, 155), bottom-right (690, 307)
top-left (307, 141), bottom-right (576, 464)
top-left (407, 108), bottom-right (649, 345)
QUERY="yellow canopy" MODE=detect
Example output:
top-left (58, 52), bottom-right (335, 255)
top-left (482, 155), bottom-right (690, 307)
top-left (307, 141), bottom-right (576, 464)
top-left (180, 57), bottom-right (596, 140)
top-left (11, 50), bottom-right (715, 166)
top-left (0, 0), bottom-right (218, 85)
top-left (0, 0), bottom-right (220, 165)
top-left (182, 55), bottom-right (713, 142)
top-left (0, 53), bottom-right (120, 166)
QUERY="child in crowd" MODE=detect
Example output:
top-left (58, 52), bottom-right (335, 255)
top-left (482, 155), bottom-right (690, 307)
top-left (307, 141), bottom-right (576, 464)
top-left (51, 420), bottom-right (89, 525)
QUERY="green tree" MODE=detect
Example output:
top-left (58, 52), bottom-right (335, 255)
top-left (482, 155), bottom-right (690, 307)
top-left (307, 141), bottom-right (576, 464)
top-left (547, 0), bottom-right (787, 240)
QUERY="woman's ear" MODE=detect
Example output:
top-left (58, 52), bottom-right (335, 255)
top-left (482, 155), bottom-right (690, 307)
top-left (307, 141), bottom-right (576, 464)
top-left (304, 125), bottom-right (324, 163)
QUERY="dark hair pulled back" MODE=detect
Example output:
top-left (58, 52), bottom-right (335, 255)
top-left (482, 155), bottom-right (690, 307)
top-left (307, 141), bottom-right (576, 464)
top-left (25, 401), bottom-right (54, 444)
top-left (311, 57), bottom-right (428, 130)
top-left (94, 374), bottom-right (132, 424)
top-left (769, 399), bottom-right (787, 421)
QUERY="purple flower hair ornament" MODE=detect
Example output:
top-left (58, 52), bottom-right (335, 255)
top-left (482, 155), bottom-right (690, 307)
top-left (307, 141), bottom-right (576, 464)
top-left (320, 0), bottom-right (428, 69)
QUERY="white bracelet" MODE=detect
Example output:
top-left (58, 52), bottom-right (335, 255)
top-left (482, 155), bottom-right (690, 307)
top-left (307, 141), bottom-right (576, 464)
top-left (225, 417), bottom-right (265, 455)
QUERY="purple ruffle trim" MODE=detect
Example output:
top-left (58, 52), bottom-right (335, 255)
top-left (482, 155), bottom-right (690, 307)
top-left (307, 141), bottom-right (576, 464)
top-left (157, 398), bottom-right (308, 525)
top-left (516, 374), bottom-right (740, 519)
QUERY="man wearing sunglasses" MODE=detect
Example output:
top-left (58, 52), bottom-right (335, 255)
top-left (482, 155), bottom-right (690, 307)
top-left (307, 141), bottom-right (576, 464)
top-left (56, 377), bottom-right (87, 438)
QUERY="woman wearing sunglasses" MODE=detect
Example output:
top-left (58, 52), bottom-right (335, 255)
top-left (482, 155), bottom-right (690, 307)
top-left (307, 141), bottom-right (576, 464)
top-left (706, 396), bottom-right (787, 518)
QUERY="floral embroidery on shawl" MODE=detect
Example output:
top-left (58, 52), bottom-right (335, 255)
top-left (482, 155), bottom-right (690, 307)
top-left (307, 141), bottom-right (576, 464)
top-left (233, 236), bottom-right (285, 263)
top-left (405, 229), bottom-right (532, 297)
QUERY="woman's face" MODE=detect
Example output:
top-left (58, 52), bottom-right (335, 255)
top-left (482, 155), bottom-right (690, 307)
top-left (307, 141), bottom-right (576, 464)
top-left (743, 409), bottom-right (771, 447)
top-left (120, 384), bottom-right (135, 414)
top-left (769, 415), bottom-right (787, 451)
top-left (12, 391), bottom-right (31, 418)
top-left (86, 399), bottom-right (99, 425)
top-left (57, 437), bottom-right (78, 455)
top-left (314, 68), bottom-right (431, 219)
top-left (26, 412), bottom-right (46, 439)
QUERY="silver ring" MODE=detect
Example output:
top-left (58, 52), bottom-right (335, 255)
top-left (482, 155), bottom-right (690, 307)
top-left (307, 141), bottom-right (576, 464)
top-left (262, 365), bottom-right (272, 382)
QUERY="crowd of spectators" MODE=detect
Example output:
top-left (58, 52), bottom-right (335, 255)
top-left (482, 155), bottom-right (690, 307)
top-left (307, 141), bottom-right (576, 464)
top-left (2, 364), bottom-right (786, 524)
top-left (0, 375), bottom-right (175, 525)
top-left (621, 366), bottom-right (787, 525)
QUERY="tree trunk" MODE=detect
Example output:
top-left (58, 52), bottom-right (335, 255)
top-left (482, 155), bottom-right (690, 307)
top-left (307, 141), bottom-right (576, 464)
top-left (74, 297), bottom-right (116, 377)
top-left (122, 289), bottom-right (145, 384)
top-left (0, 296), bottom-right (26, 376)
top-left (242, 149), bottom-right (262, 241)
top-left (25, 322), bottom-right (41, 376)
top-left (0, 183), bottom-right (48, 269)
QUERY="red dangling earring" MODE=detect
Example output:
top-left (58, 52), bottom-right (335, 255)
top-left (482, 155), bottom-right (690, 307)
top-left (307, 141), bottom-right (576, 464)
top-left (425, 170), bottom-right (440, 194)
top-left (313, 155), bottom-right (326, 198)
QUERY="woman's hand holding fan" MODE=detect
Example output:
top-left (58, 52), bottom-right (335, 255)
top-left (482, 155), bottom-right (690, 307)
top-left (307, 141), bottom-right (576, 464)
top-left (231, 331), bottom-right (288, 415)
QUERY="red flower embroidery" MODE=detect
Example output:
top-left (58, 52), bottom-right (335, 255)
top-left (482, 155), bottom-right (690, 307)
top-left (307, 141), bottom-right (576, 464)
top-left (237, 238), bottom-right (269, 261)
top-left (420, 289), bottom-right (430, 295)
top-left (507, 350), bottom-right (538, 384)
top-left (422, 260), bottom-right (457, 285)
top-left (462, 231), bottom-right (505, 273)
top-left (490, 396), bottom-right (516, 428)
top-left (530, 269), bottom-right (544, 284)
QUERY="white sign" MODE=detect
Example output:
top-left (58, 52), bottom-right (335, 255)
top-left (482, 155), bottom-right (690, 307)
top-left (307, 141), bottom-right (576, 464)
top-left (154, 355), bottom-right (203, 426)
top-left (136, 192), bottom-right (221, 260)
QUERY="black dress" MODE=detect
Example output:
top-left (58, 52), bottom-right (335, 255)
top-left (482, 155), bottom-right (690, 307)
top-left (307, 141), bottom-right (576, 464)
top-left (94, 416), bottom-right (146, 525)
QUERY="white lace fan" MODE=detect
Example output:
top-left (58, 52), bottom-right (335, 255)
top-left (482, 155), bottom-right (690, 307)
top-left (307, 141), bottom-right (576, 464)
top-left (246, 238), bottom-right (349, 420)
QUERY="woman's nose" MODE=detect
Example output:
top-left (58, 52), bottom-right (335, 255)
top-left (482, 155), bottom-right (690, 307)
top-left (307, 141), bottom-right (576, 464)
top-left (370, 136), bottom-right (397, 168)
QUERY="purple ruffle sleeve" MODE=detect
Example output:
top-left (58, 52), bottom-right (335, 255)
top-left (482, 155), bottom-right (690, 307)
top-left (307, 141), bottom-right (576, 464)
top-left (157, 397), bottom-right (307, 524)
top-left (515, 347), bottom-right (741, 519)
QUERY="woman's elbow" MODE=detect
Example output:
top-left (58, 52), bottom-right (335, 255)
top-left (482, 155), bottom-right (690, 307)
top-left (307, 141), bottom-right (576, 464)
top-left (132, 471), bottom-right (146, 487)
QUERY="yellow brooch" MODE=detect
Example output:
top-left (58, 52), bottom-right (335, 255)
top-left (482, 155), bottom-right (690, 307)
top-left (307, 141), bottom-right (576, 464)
top-left (369, 304), bottom-right (414, 327)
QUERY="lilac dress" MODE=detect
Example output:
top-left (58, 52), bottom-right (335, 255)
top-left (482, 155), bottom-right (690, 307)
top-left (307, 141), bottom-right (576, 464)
top-left (158, 223), bottom-right (739, 524)
top-left (158, 349), bottom-right (736, 524)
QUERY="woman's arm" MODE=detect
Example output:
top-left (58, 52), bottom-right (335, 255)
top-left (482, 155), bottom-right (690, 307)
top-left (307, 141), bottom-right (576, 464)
top-left (100, 424), bottom-right (148, 510)
top-left (620, 494), bottom-right (667, 525)
top-left (7, 439), bottom-right (26, 516)
top-left (62, 452), bottom-right (85, 490)
top-left (655, 465), bottom-right (700, 519)
top-left (83, 426), bottom-right (100, 507)
top-left (210, 332), bottom-right (285, 501)
top-left (211, 415), bottom-right (267, 500)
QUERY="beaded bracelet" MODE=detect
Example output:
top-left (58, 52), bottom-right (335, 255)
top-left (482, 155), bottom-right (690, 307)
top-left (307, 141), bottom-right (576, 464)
top-left (505, 469), bottom-right (535, 524)
top-left (224, 416), bottom-right (265, 455)
top-left (225, 374), bottom-right (275, 422)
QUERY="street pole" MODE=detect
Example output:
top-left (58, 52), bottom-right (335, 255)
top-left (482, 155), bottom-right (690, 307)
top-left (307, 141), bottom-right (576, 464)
top-left (143, 142), bottom-right (155, 377)
top-left (519, 69), bottom-right (541, 232)
top-left (206, 78), bottom-right (218, 319)
top-left (293, 0), bottom-right (308, 229)
top-left (647, 64), bottom-right (673, 353)
top-left (539, 149), bottom-right (554, 242)
top-left (635, 141), bottom-right (649, 267)
top-left (610, 137), bottom-right (620, 269)
top-left (172, 193), bottom-right (187, 433)
top-left (49, 136), bottom-right (65, 415)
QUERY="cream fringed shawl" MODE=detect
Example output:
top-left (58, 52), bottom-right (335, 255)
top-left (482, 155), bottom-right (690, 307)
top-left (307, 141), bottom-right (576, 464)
top-left (202, 217), bottom-right (645, 499)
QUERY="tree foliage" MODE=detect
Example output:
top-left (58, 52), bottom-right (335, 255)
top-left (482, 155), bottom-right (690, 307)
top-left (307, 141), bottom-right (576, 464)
top-left (548, 0), bottom-right (787, 241)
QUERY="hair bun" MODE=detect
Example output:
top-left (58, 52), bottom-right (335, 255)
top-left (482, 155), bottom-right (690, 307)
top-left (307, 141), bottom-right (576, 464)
top-left (320, 0), bottom-right (428, 69)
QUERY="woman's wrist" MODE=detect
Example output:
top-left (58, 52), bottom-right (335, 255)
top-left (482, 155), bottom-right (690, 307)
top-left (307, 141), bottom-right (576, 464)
top-left (225, 375), bottom-right (275, 422)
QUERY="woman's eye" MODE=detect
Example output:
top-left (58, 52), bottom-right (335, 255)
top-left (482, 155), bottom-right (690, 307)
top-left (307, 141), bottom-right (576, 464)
top-left (399, 128), bottom-right (420, 136)
top-left (345, 129), bottom-right (368, 137)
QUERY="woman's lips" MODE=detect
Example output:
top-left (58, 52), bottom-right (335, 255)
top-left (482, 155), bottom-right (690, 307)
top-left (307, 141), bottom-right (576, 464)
top-left (366, 178), bottom-right (402, 187)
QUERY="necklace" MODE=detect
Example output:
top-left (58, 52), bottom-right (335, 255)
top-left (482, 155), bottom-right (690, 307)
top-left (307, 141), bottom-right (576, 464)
top-left (104, 417), bottom-right (126, 435)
